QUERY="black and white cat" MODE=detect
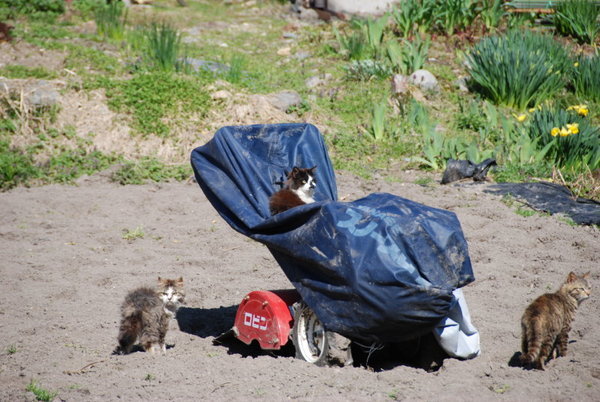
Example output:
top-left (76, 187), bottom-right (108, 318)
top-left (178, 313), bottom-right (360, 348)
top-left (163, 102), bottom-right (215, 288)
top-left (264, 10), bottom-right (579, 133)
top-left (269, 166), bottom-right (317, 215)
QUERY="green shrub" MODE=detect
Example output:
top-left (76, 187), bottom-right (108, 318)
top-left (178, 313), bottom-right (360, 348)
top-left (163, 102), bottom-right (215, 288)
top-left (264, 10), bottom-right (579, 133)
top-left (527, 106), bottom-right (600, 169)
top-left (391, 0), bottom-right (435, 38)
top-left (386, 36), bottom-right (430, 75)
top-left (72, 0), bottom-right (105, 20)
top-left (479, 0), bottom-right (505, 31)
top-left (143, 22), bottom-right (186, 72)
top-left (0, 0), bottom-right (64, 19)
top-left (572, 53), bottom-right (600, 103)
top-left (553, 0), bottom-right (600, 45)
top-left (465, 30), bottom-right (572, 110)
top-left (433, 0), bottom-right (479, 36)
top-left (333, 27), bottom-right (371, 60)
top-left (334, 15), bottom-right (388, 61)
top-left (95, 1), bottom-right (127, 41)
top-left (0, 138), bottom-right (40, 190)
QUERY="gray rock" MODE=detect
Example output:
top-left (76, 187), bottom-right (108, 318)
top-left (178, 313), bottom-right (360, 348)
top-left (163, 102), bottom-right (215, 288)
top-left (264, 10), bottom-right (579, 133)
top-left (26, 80), bottom-right (60, 108)
top-left (267, 90), bottom-right (302, 111)
top-left (298, 8), bottom-right (320, 21)
top-left (305, 73), bottom-right (331, 89)
top-left (408, 69), bottom-right (439, 92)
top-left (181, 58), bottom-right (229, 74)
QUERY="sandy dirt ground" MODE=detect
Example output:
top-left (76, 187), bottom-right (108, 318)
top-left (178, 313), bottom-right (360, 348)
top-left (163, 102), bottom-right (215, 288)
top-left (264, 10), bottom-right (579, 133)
top-left (1, 166), bottom-right (599, 401)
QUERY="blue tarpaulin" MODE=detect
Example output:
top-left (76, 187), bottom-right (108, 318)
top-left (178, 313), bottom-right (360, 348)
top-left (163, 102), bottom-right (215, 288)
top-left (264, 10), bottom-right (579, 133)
top-left (191, 123), bottom-right (475, 343)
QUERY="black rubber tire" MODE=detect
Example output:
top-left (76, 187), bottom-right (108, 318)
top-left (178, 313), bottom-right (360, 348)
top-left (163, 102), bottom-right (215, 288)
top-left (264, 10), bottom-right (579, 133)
top-left (291, 302), bottom-right (353, 367)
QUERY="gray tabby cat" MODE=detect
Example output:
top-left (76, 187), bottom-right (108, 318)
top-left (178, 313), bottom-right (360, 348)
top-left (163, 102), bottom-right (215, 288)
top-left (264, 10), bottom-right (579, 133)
top-left (114, 277), bottom-right (185, 355)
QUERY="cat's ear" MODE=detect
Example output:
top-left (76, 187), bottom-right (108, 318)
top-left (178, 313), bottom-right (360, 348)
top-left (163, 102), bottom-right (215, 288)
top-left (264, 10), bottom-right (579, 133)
top-left (567, 272), bottom-right (577, 283)
top-left (583, 271), bottom-right (591, 279)
top-left (310, 165), bottom-right (317, 172)
top-left (158, 276), bottom-right (162, 282)
top-left (177, 277), bottom-right (184, 284)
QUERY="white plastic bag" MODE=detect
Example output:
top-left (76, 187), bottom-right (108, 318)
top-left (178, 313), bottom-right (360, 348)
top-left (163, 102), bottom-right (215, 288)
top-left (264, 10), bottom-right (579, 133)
top-left (433, 288), bottom-right (480, 359)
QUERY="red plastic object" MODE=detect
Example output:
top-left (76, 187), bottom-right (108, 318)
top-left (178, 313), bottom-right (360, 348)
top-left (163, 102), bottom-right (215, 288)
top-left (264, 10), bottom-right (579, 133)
top-left (233, 289), bottom-right (300, 350)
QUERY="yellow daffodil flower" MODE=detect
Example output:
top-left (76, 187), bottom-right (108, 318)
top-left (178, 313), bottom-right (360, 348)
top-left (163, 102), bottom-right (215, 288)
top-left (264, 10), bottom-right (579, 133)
top-left (559, 127), bottom-right (569, 137)
top-left (566, 123), bottom-right (579, 134)
top-left (567, 104), bottom-right (590, 117)
top-left (515, 113), bottom-right (527, 122)
top-left (550, 127), bottom-right (560, 137)
top-left (528, 108), bottom-right (536, 113)
top-left (574, 62), bottom-right (579, 67)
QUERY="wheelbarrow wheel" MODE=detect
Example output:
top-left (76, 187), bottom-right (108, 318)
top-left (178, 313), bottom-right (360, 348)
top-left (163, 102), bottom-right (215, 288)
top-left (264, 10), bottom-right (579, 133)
top-left (291, 302), bottom-right (353, 367)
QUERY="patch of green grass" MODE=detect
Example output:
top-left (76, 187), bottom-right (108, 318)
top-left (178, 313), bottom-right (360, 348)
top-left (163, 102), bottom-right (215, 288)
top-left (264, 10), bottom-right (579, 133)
top-left (7, 345), bottom-right (17, 355)
top-left (63, 44), bottom-right (121, 75)
top-left (489, 383), bottom-right (510, 394)
top-left (388, 389), bottom-right (400, 400)
top-left (414, 177), bottom-right (436, 187)
top-left (12, 20), bottom-right (70, 46)
top-left (144, 373), bottom-right (155, 381)
top-left (43, 149), bottom-right (118, 183)
top-left (329, 128), bottom-right (415, 178)
top-left (111, 157), bottom-right (191, 185)
top-left (0, 138), bottom-right (41, 190)
top-left (122, 226), bottom-right (144, 241)
top-left (492, 163), bottom-right (551, 183)
top-left (0, 65), bottom-right (58, 80)
top-left (105, 71), bottom-right (211, 136)
top-left (26, 379), bottom-right (58, 402)
top-left (223, 53), bottom-right (246, 85)
top-left (0, 134), bottom-right (119, 190)
top-left (558, 215), bottom-right (577, 226)
top-left (327, 80), bottom-right (390, 128)
top-left (515, 207), bottom-right (536, 217)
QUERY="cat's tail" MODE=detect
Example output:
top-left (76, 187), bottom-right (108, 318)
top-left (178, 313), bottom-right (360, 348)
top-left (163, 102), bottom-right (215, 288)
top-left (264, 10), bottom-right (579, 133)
top-left (519, 319), bottom-right (543, 368)
top-left (114, 312), bottom-right (142, 355)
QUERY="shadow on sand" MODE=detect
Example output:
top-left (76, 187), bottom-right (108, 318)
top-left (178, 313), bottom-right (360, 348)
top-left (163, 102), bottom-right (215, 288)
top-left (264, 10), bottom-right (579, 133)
top-left (178, 305), bottom-right (450, 372)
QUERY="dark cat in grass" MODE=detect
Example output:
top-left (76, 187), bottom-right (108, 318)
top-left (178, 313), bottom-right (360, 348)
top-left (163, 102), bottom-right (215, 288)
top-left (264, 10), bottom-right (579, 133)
top-left (269, 166), bottom-right (317, 215)
top-left (114, 277), bottom-right (185, 355)
top-left (520, 271), bottom-right (591, 370)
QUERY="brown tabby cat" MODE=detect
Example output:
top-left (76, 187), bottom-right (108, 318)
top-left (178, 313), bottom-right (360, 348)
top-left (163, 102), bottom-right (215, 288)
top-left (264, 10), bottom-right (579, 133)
top-left (115, 277), bottom-right (185, 355)
top-left (520, 271), bottom-right (591, 370)
top-left (269, 166), bottom-right (317, 215)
